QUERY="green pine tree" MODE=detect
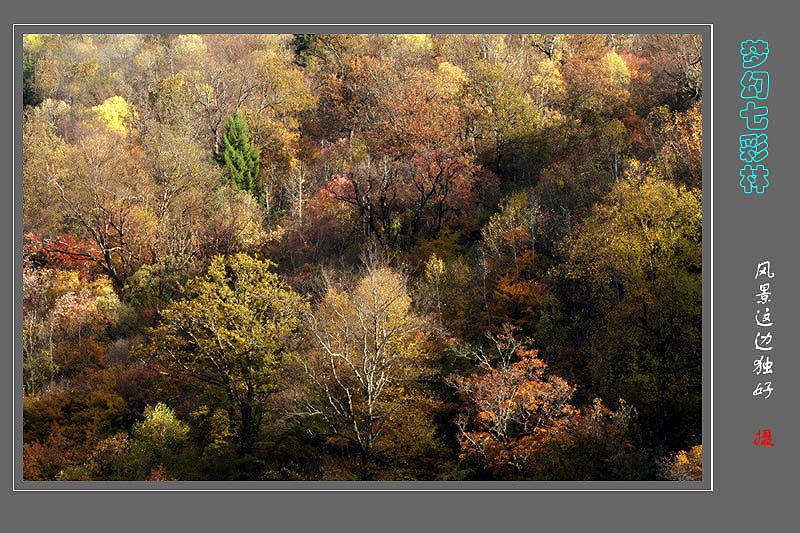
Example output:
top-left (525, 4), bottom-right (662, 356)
top-left (219, 111), bottom-right (261, 199)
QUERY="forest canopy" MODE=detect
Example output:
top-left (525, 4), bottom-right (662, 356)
top-left (22, 33), bottom-right (702, 481)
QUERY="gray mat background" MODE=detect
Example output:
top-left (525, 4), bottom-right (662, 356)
top-left (2, 0), bottom-right (796, 530)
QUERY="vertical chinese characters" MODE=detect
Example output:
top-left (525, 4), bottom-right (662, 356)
top-left (739, 40), bottom-right (771, 195)
top-left (753, 261), bottom-right (775, 401)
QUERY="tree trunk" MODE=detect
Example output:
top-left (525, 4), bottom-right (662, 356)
top-left (237, 402), bottom-right (259, 456)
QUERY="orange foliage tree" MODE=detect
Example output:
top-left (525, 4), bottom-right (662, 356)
top-left (449, 327), bottom-right (577, 478)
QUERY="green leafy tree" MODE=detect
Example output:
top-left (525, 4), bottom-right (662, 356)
top-left (564, 163), bottom-right (702, 451)
top-left (23, 35), bottom-right (45, 108)
top-left (136, 254), bottom-right (307, 458)
top-left (220, 111), bottom-right (262, 199)
top-left (128, 403), bottom-right (190, 479)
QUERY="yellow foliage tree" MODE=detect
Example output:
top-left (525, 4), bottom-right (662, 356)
top-left (298, 260), bottom-right (432, 473)
top-left (91, 95), bottom-right (134, 136)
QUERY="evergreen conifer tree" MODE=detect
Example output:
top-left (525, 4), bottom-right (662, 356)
top-left (219, 111), bottom-right (261, 198)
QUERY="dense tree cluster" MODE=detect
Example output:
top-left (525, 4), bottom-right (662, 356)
top-left (22, 33), bottom-right (703, 481)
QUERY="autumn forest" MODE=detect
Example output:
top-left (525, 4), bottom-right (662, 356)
top-left (21, 33), bottom-right (703, 481)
